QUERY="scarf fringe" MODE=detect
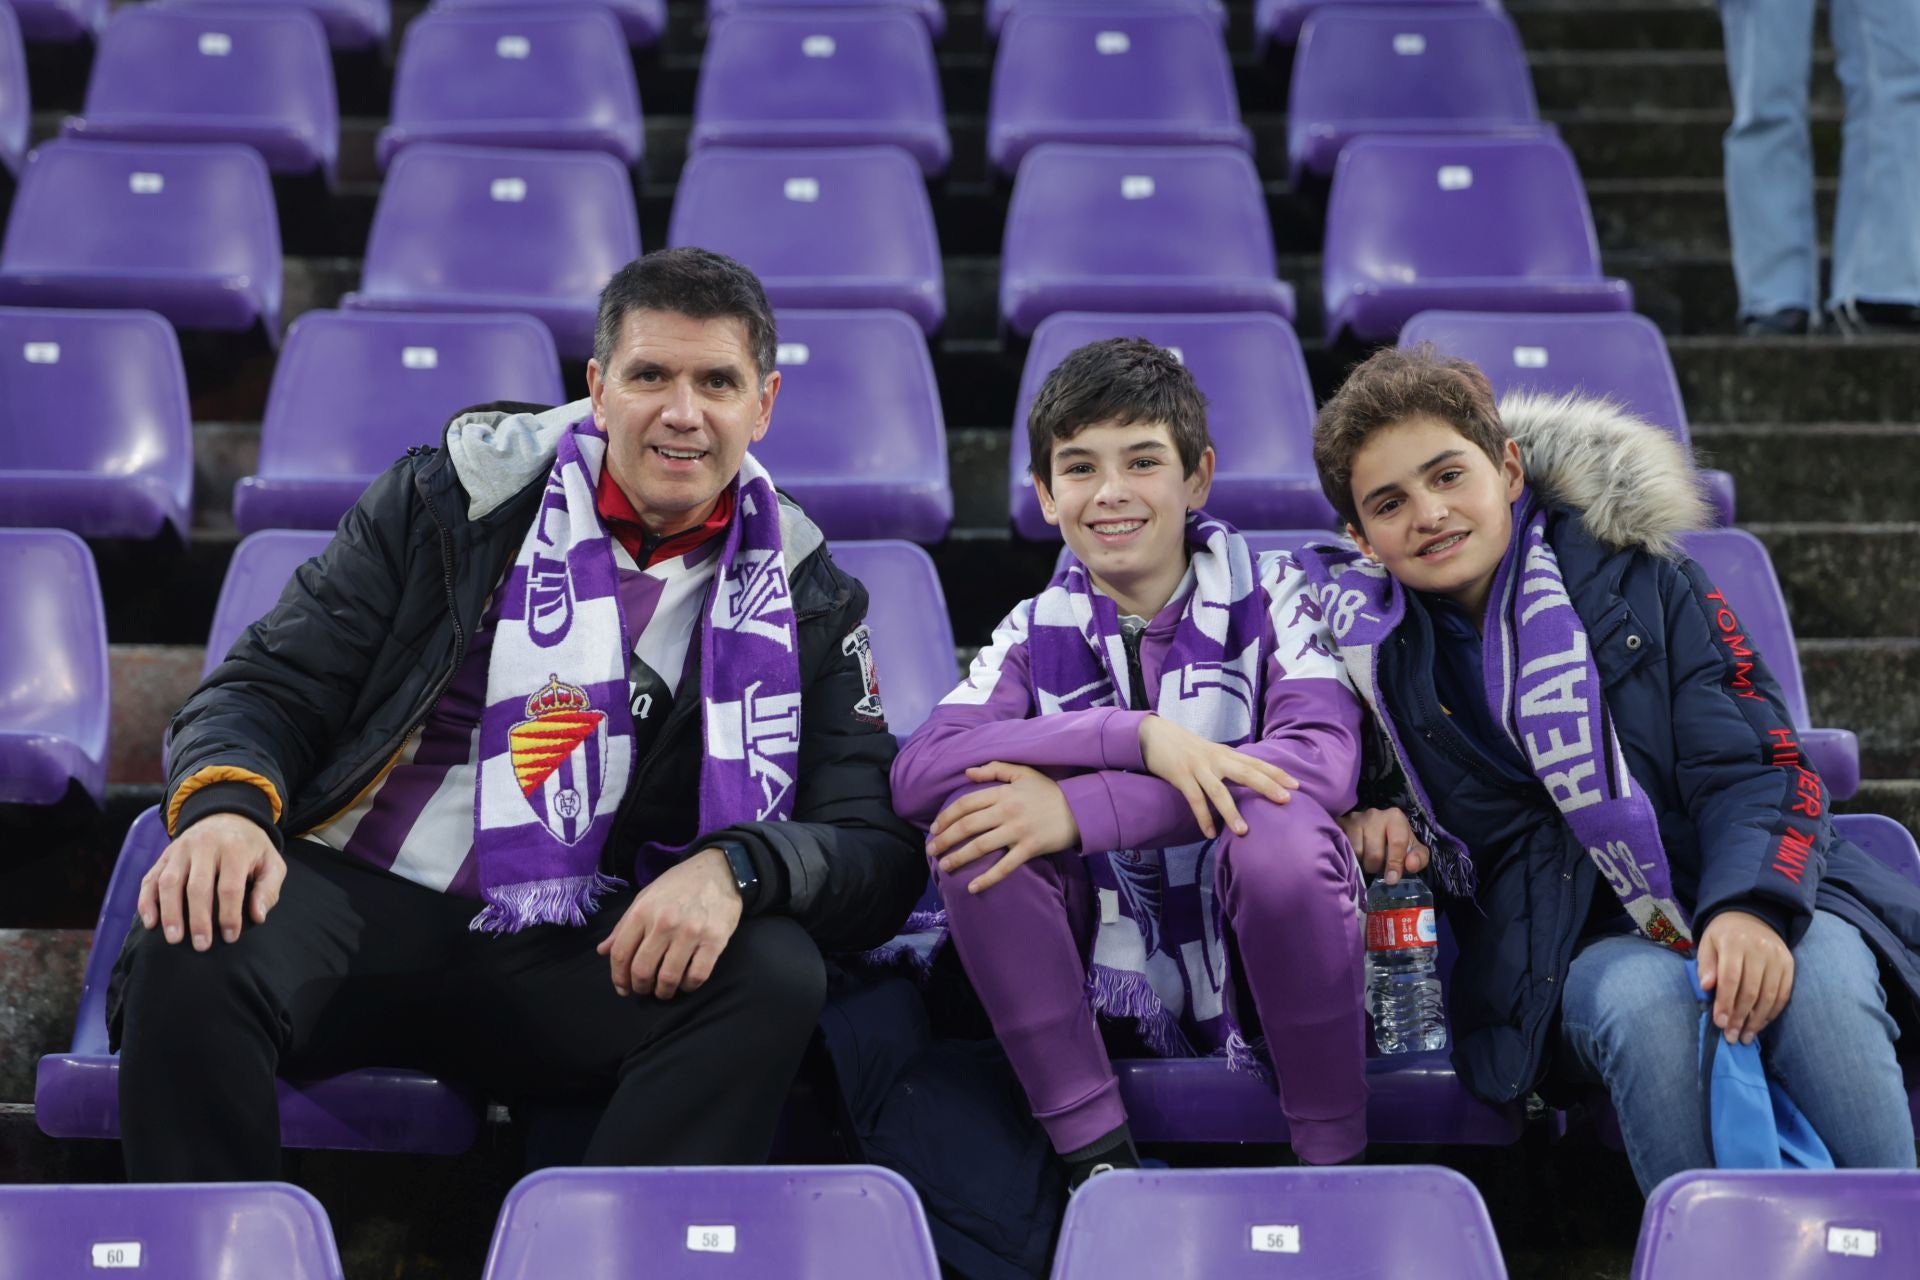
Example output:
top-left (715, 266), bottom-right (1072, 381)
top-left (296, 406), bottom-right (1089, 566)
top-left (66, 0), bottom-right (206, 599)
top-left (467, 872), bottom-right (626, 934)
top-left (1224, 1029), bottom-right (1276, 1085)
top-left (1087, 964), bottom-right (1195, 1059)
top-left (854, 909), bottom-right (949, 974)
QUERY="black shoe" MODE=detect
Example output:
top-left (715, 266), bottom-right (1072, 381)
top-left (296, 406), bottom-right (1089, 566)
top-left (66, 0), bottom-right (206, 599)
top-left (1739, 307), bottom-right (1811, 337)
top-left (1830, 300), bottom-right (1920, 337)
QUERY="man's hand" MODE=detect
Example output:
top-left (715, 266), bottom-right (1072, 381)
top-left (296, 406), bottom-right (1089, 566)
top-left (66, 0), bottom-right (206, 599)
top-left (1337, 807), bottom-right (1431, 885)
top-left (928, 762), bottom-right (1078, 894)
top-left (1138, 715), bottom-right (1297, 840)
top-left (137, 812), bottom-right (287, 950)
top-left (1696, 910), bottom-right (1795, 1045)
top-left (596, 848), bottom-right (744, 999)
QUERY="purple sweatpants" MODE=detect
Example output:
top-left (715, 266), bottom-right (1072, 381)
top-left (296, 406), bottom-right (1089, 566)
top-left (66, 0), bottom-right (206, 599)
top-left (937, 789), bottom-right (1369, 1164)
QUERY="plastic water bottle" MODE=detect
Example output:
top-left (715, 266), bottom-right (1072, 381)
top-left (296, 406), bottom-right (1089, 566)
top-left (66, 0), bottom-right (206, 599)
top-left (1365, 876), bottom-right (1446, 1054)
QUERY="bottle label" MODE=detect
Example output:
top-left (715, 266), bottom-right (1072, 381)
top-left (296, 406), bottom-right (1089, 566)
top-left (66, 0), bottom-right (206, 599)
top-left (1367, 906), bottom-right (1437, 952)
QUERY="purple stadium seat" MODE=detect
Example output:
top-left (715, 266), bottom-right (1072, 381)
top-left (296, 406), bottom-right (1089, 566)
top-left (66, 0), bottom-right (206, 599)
top-left (431, 0), bottom-right (666, 48)
top-left (1835, 812), bottom-right (1920, 884)
top-left (1257, 0), bottom-right (1496, 52)
top-left (711, 0), bottom-right (946, 41)
top-left (1633, 1170), bottom-right (1920, 1278)
top-left (481, 1166), bottom-right (942, 1280)
top-left (1323, 134), bottom-right (1632, 345)
top-left (1054, 1167), bottom-right (1508, 1277)
top-left (669, 147), bottom-right (944, 335)
top-left (1, 5), bottom-right (25, 180)
top-left (987, 0), bottom-right (1225, 40)
top-left (989, 10), bottom-right (1248, 176)
top-left (0, 308), bottom-right (192, 541)
top-left (0, 1183), bottom-right (345, 1280)
top-left (379, 8), bottom-right (642, 172)
top-left (0, 139), bottom-right (283, 339)
top-left (6, 0), bottom-right (107, 43)
top-left (64, 6), bottom-right (337, 180)
top-left (1002, 145), bottom-right (1293, 337)
top-left (205, 530), bottom-right (333, 675)
top-left (0, 530), bottom-right (108, 807)
top-left (1288, 7), bottom-right (1545, 182)
top-left (344, 143), bottom-right (639, 359)
top-left (1680, 529), bottom-right (1860, 800)
top-left (1399, 310), bottom-right (1737, 525)
top-left (158, 0), bottom-right (390, 52)
top-left (826, 541), bottom-right (956, 737)
top-left (751, 310), bottom-right (949, 542)
top-left (693, 12), bottom-right (948, 177)
top-left (234, 310), bottom-right (564, 533)
top-left (35, 807), bottom-right (483, 1152)
top-left (1010, 312), bottom-right (1332, 540)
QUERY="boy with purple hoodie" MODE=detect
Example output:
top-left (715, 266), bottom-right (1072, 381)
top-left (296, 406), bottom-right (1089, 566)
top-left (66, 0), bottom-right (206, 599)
top-left (889, 339), bottom-right (1370, 1184)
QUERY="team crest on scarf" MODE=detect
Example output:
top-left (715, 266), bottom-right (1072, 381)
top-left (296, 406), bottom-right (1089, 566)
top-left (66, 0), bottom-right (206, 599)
top-left (508, 674), bottom-right (607, 846)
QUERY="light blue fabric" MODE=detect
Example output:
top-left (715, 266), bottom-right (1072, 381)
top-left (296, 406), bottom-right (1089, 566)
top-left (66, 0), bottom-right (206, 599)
top-left (1719, 0), bottom-right (1920, 315)
top-left (1689, 958), bottom-right (1833, 1171)
top-left (1559, 910), bottom-right (1914, 1193)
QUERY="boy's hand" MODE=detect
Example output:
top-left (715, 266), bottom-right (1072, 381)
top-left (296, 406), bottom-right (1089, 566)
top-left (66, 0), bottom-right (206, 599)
top-left (1138, 715), bottom-right (1297, 840)
top-left (928, 763), bottom-right (1079, 893)
top-left (1337, 807), bottom-right (1430, 884)
top-left (1696, 910), bottom-right (1795, 1045)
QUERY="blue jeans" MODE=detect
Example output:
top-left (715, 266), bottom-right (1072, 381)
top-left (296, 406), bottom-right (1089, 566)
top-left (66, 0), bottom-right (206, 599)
top-left (1558, 910), bottom-right (1915, 1194)
top-left (1720, 0), bottom-right (1920, 315)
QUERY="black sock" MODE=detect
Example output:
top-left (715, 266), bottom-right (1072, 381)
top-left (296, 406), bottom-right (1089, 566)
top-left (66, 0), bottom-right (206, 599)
top-left (1062, 1122), bottom-right (1140, 1191)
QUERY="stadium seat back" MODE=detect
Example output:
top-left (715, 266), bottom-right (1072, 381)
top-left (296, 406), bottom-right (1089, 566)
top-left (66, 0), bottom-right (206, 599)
top-left (1632, 1170), bottom-right (1920, 1278)
top-left (712, 0), bottom-right (945, 40)
top-left (204, 530), bottom-right (335, 676)
top-left (1832, 813), bottom-right (1920, 887)
top-left (0, 4), bottom-right (26, 178)
top-left (987, 0), bottom-right (1224, 40)
top-left (432, 0), bottom-right (665, 46)
top-left (0, 1182), bottom-right (346, 1280)
top-left (6, 0), bottom-right (107, 43)
top-left (825, 540), bottom-right (957, 737)
top-left (0, 528), bottom-right (110, 806)
top-left (1677, 529), bottom-right (1808, 725)
top-left (158, 0), bottom-right (389, 51)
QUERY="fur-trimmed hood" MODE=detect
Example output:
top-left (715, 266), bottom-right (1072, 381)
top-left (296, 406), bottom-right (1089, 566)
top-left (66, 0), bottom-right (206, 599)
top-left (1499, 392), bottom-right (1711, 560)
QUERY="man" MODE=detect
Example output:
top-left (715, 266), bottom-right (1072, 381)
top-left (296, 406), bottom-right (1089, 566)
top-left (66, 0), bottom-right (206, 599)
top-left (113, 247), bottom-right (925, 1181)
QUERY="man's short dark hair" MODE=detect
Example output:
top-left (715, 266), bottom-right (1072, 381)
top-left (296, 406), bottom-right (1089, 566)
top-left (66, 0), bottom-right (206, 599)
top-left (593, 248), bottom-right (779, 381)
top-left (1025, 338), bottom-right (1210, 495)
top-left (1313, 343), bottom-right (1508, 528)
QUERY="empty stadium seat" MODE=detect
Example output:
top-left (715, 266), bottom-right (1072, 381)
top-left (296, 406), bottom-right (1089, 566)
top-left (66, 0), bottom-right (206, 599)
top-left (0, 5), bottom-right (25, 181)
top-left (0, 529), bottom-right (108, 807)
top-left (1010, 312), bottom-right (1332, 540)
top-left (1054, 1167), bottom-right (1509, 1278)
top-left (1836, 812), bottom-right (1920, 884)
top-left (205, 530), bottom-right (333, 674)
top-left (1633, 1170), bottom-right (1920, 1278)
top-left (0, 1183), bottom-right (346, 1280)
top-left (669, 146), bottom-right (944, 334)
top-left (1001, 144), bottom-right (1293, 337)
top-left (65, 5), bottom-right (338, 180)
top-left (751, 310), bottom-right (949, 541)
top-left (7, 0), bottom-right (106, 43)
top-left (0, 307), bottom-right (193, 540)
top-left (826, 541), bottom-right (957, 736)
top-left (987, 0), bottom-right (1224, 41)
top-left (0, 139), bottom-right (284, 340)
top-left (711, 0), bottom-right (945, 41)
top-left (234, 310), bottom-right (564, 533)
top-left (379, 8), bottom-right (642, 171)
top-left (1680, 528), bottom-right (1860, 800)
top-left (345, 143), bottom-right (639, 359)
top-left (1322, 134), bottom-right (1632, 345)
top-left (480, 1166), bottom-right (942, 1280)
top-left (1256, 0), bottom-right (1494, 52)
top-left (693, 12), bottom-right (948, 176)
top-left (1287, 7), bottom-right (1545, 182)
top-left (989, 10), bottom-right (1248, 176)
top-left (157, 0), bottom-right (389, 52)
top-left (432, 0), bottom-right (665, 48)
top-left (1399, 310), bottom-right (1737, 525)
top-left (35, 807), bottom-right (484, 1152)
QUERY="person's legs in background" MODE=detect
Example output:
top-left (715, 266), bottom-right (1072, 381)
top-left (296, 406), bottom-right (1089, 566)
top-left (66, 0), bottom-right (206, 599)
top-left (1827, 0), bottom-right (1920, 333)
top-left (1719, 0), bottom-right (1821, 333)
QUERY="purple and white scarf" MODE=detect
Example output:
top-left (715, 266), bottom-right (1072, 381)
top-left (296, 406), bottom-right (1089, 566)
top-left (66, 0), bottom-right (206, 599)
top-left (1293, 492), bottom-right (1693, 952)
top-left (1029, 512), bottom-right (1270, 1061)
top-left (470, 420), bottom-right (802, 933)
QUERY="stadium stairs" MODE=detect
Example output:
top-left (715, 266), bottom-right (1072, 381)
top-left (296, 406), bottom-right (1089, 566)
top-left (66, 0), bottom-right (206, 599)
top-left (3, 0), bottom-right (1915, 1275)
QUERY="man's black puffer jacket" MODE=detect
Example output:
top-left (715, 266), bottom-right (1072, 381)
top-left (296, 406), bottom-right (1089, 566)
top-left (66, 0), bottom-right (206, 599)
top-left (165, 400), bottom-right (926, 953)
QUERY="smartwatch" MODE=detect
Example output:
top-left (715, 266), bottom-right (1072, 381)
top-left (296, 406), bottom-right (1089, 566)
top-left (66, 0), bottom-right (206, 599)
top-left (715, 839), bottom-right (759, 902)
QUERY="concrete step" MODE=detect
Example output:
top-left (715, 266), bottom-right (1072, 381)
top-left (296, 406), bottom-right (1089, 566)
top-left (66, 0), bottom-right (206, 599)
top-left (1530, 50), bottom-right (1840, 115)
top-left (1744, 523), bottom-right (1920, 640)
top-left (1841, 782), bottom-right (1920, 841)
top-left (1804, 641), bottom-right (1920, 780)
top-left (0, 930), bottom-right (88, 1103)
top-left (1589, 179), bottom-right (1836, 256)
top-left (1665, 335), bottom-right (1920, 423)
top-left (1555, 109), bottom-right (1840, 182)
top-left (1689, 423), bottom-right (1920, 524)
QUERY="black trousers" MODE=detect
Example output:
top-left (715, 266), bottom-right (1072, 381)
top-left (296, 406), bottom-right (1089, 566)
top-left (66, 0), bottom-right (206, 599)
top-left (110, 839), bottom-right (828, 1182)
